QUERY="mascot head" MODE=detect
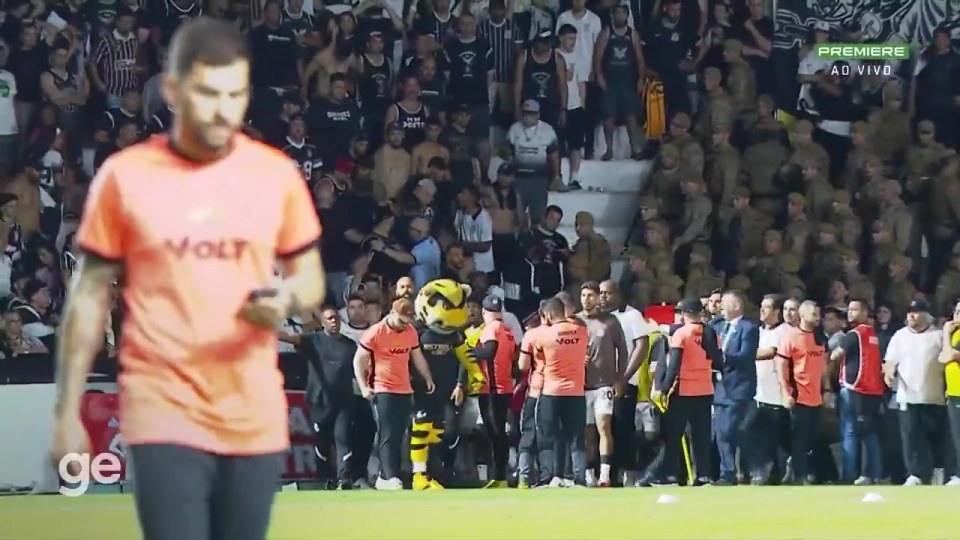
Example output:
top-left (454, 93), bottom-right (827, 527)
top-left (415, 279), bottom-right (472, 334)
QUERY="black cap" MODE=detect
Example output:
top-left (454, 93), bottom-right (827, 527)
top-left (482, 295), bottom-right (503, 312)
top-left (289, 113), bottom-right (306, 124)
top-left (498, 162), bottom-right (516, 175)
top-left (387, 122), bottom-right (404, 133)
top-left (908, 298), bottom-right (931, 313)
top-left (677, 298), bottom-right (703, 314)
top-left (534, 30), bottom-right (553, 42)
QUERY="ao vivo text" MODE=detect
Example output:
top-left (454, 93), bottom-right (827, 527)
top-left (70, 391), bottom-right (320, 495)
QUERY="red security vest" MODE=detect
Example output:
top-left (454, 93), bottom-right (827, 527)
top-left (840, 324), bottom-right (885, 396)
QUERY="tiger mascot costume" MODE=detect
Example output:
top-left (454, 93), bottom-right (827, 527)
top-left (411, 279), bottom-right (486, 489)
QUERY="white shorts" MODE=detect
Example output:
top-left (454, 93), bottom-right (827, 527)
top-left (585, 386), bottom-right (615, 424)
top-left (635, 401), bottom-right (660, 434)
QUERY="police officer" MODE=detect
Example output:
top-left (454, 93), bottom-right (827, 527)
top-left (869, 81), bottom-right (912, 166)
top-left (666, 112), bottom-right (705, 173)
top-left (685, 244), bottom-right (723, 298)
top-left (878, 180), bottom-right (915, 255)
top-left (719, 187), bottom-right (771, 277)
top-left (706, 121), bottom-right (741, 225)
top-left (622, 245), bottom-right (656, 308)
top-left (569, 211), bottom-right (613, 290)
top-left (869, 220), bottom-right (899, 287)
top-left (653, 274), bottom-right (685, 305)
top-left (838, 246), bottom-right (876, 302)
top-left (722, 39), bottom-right (756, 127)
top-left (673, 177), bottom-right (713, 273)
top-left (745, 229), bottom-right (784, 293)
top-left (696, 67), bottom-right (734, 147)
top-left (904, 120), bottom-right (949, 205)
top-left (801, 155), bottom-right (834, 224)
top-left (831, 190), bottom-right (862, 249)
top-left (883, 254), bottom-right (917, 320)
top-left (810, 223), bottom-right (844, 299)
top-left (842, 121), bottom-right (874, 194)
top-left (742, 120), bottom-right (788, 218)
top-left (935, 241), bottom-right (960, 317)
top-left (652, 298), bottom-right (721, 485)
top-left (650, 144), bottom-right (686, 223)
top-left (784, 193), bottom-right (813, 256)
top-left (776, 252), bottom-right (806, 296)
top-left (781, 120), bottom-right (830, 190)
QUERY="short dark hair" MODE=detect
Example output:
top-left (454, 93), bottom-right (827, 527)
top-left (168, 18), bottom-right (249, 78)
top-left (848, 297), bottom-right (871, 312)
top-left (545, 205), bottom-right (563, 217)
top-left (346, 293), bottom-right (365, 305)
top-left (823, 307), bottom-right (844, 319)
top-left (541, 298), bottom-right (565, 319)
top-left (330, 72), bottom-right (349, 85)
top-left (558, 24), bottom-right (578, 35)
top-left (762, 294), bottom-right (784, 310)
top-left (580, 281), bottom-right (600, 293)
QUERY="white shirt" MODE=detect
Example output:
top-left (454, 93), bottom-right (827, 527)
top-left (0, 70), bottom-right (18, 136)
top-left (610, 305), bottom-right (654, 386)
top-left (796, 51), bottom-right (831, 116)
top-left (885, 326), bottom-right (945, 405)
top-left (558, 48), bottom-right (587, 110)
top-left (454, 208), bottom-right (495, 273)
top-left (339, 321), bottom-right (369, 344)
top-left (556, 9), bottom-right (602, 75)
top-left (755, 323), bottom-right (787, 406)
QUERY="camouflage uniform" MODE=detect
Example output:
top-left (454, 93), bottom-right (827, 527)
top-left (705, 121), bottom-right (742, 223)
top-left (568, 211), bottom-right (612, 291)
top-left (723, 39), bottom-right (757, 125)
top-left (784, 193), bottom-right (814, 256)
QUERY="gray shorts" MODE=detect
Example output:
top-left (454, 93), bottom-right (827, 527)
top-left (602, 83), bottom-right (639, 118)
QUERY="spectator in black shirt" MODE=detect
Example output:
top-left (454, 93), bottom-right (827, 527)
top-left (354, 0), bottom-right (405, 53)
top-left (307, 73), bottom-right (361, 164)
top-left (645, 0), bottom-right (698, 118)
top-left (914, 26), bottom-right (960, 148)
top-left (362, 207), bottom-right (410, 286)
top-left (249, 1), bottom-right (301, 126)
top-left (521, 204), bottom-right (568, 298)
top-left (401, 30), bottom-right (438, 77)
top-left (7, 24), bottom-right (50, 138)
top-left (315, 176), bottom-right (354, 307)
top-left (444, 13), bottom-right (494, 170)
top-left (440, 242), bottom-right (474, 283)
top-left (734, 0), bottom-right (774, 97)
top-left (413, 0), bottom-right (457, 48)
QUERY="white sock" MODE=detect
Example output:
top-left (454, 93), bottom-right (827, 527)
top-left (571, 170), bottom-right (580, 182)
top-left (600, 463), bottom-right (611, 482)
top-left (413, 462), bottom-right (427, 473)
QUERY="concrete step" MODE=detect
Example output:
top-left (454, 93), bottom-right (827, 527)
top-left (547, 190), bottom-right (640, 228)
top-left (560, 158), bottom-right (652, 193)
top-left (557, 224), bottom-right (630, 252)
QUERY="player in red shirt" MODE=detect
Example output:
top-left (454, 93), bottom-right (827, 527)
top-left (533, 297), bottom-right (589, 487)
top-left (474, 295), bottom-right (517, 488)
top-left (52, 19), bottom-right (325, 540)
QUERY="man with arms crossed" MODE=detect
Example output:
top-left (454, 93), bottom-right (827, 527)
top-left (534, 297), bottom-right (589, 487)
top-left (599, 279), bottom-right (652, 487)
top-left (832, 298), bottom-right (885, 485)
top-left (579, 281), bottom-right (630, 487)
top-left (777, 300), bottom-right (829, 485)
top-left (52, 19), bottom-right (325, 540)
top-left (749, 294), bottom-right (790, 485)
top-left (354, 298), bottom-right (436, 490)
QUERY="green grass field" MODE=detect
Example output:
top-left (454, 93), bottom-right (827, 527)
top-left (0, 487), bottom-right (955, 539)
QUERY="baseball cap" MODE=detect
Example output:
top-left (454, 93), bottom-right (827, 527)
top-left (521, 99), bottom-right (541, 113)
top-left (908, 298), bottom-right (931, 313)
top-left (534, 30), bottom-right (553, 42)
top-left (416, 178), bottom-right (437, 195)
top-left (498, 162), bottom-right (516, 175)
top-left (482, 295), bottom-right (503, 312)
top-left (676, 298), bottom-right (703, 314)
top-left (387, 122), bottom-right (404, 133)
top-left (813, 20), bottom-right (830, 33)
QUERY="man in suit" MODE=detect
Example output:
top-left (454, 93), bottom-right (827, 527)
top-left (713, 289), bottom-right (760, 485)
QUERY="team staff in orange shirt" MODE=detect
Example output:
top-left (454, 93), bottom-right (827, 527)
top-left (52, 20), bottom-right (326, 540)
top-left (532, 297), bottom-right (590, 487)
top-left (354, 298), bottom-right (436, 491)
top-left (517, 299), bottom-right (552, 488)
top-left (777, 300), bottom-right (830, 485)
top-left (474, 295), bottom-right (518, 487)
top-left (653, 298), bottom-right (721, 486)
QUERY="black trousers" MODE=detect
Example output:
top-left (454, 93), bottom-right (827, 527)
top-left (373, 393), bottom-right (412, 480)
top-left (414, 389), bottom-right (462, 479)
top-left (899, 404), bottom-right (950, 483)
top-left (949, 397), bottom-right (960, 476)
top-left (662, 395), bottom-right (712, 480)
top-left (130, 444), bottom-right (282, 540)
top-left (349, 395), bottom-right (376, 482)
top-left (789, 404), bottom-right (822, 482)
top-left (479, 393), bottom-right (512, 481)
top-left (613, 384), bottom-right (639, 473)
top-left (745, 401), bottom-right (792, 482)
top-left (535, 395), bottom-right (586, 481)
top-left (310, 394), bottom-right (354, 482)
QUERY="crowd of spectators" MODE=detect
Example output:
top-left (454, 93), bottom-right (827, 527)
top-left (1, 0), bottom-right (960, 488)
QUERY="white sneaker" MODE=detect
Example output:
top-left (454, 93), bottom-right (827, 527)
top-left (585, 470), bottom-right (597, 487)
top-left (375, 476), bottom-right (403, 491)
top-left (354, 478), bottom-right (372, 490)
top-left (560, 478), bottom-right (577, 488)
top-left (623, 470), bottom-right (637, 488)
top-left (853, 476), bottom-right (873, 486)
top-left (946, 476), bottom-right (960, 486)
top-left (545, 477), bottom-right (565, 488)
top-left (902, 475), bottom-right (922, 487)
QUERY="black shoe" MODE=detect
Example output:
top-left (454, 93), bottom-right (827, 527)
top-left (713, 478), bottom-right (733, 486)
top-left (694, 477), bottom-right (713, 487)
top-left (652, 476), bottom-right (679, 487)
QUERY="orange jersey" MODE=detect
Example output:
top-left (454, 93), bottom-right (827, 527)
top-left (521, 326), bottom-right (546, 398)
top-left (360, 320), bottom-right (420, 394)
top-left (479, 319), bottom-right (517, 395)
top-left (777, 327), bottom-right (826, 407)
top-left (668, 323), bottom-right (713, 396)
top-left (77, 134), bottom-right (321, 455)
top-left (537, 319), bottom-right (588, 397)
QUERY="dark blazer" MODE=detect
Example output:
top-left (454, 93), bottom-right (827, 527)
top-left (713, 317), bottom-right (760, 405)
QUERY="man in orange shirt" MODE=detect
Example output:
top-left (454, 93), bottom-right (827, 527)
top-left (533, 297), bottom-right (590, 487)
top-left (517, 299), bottom-right (551, 488)
top-left (52, 19), bottom-right (325, 540)
top-left (475, 295), bottom-right (517, 488)
top-left (776, 300), bottom-right (829, 485)
top-left (354, 298), bottom-right (435, 490)
top-left (653, 298), bottom-right (719, 486)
